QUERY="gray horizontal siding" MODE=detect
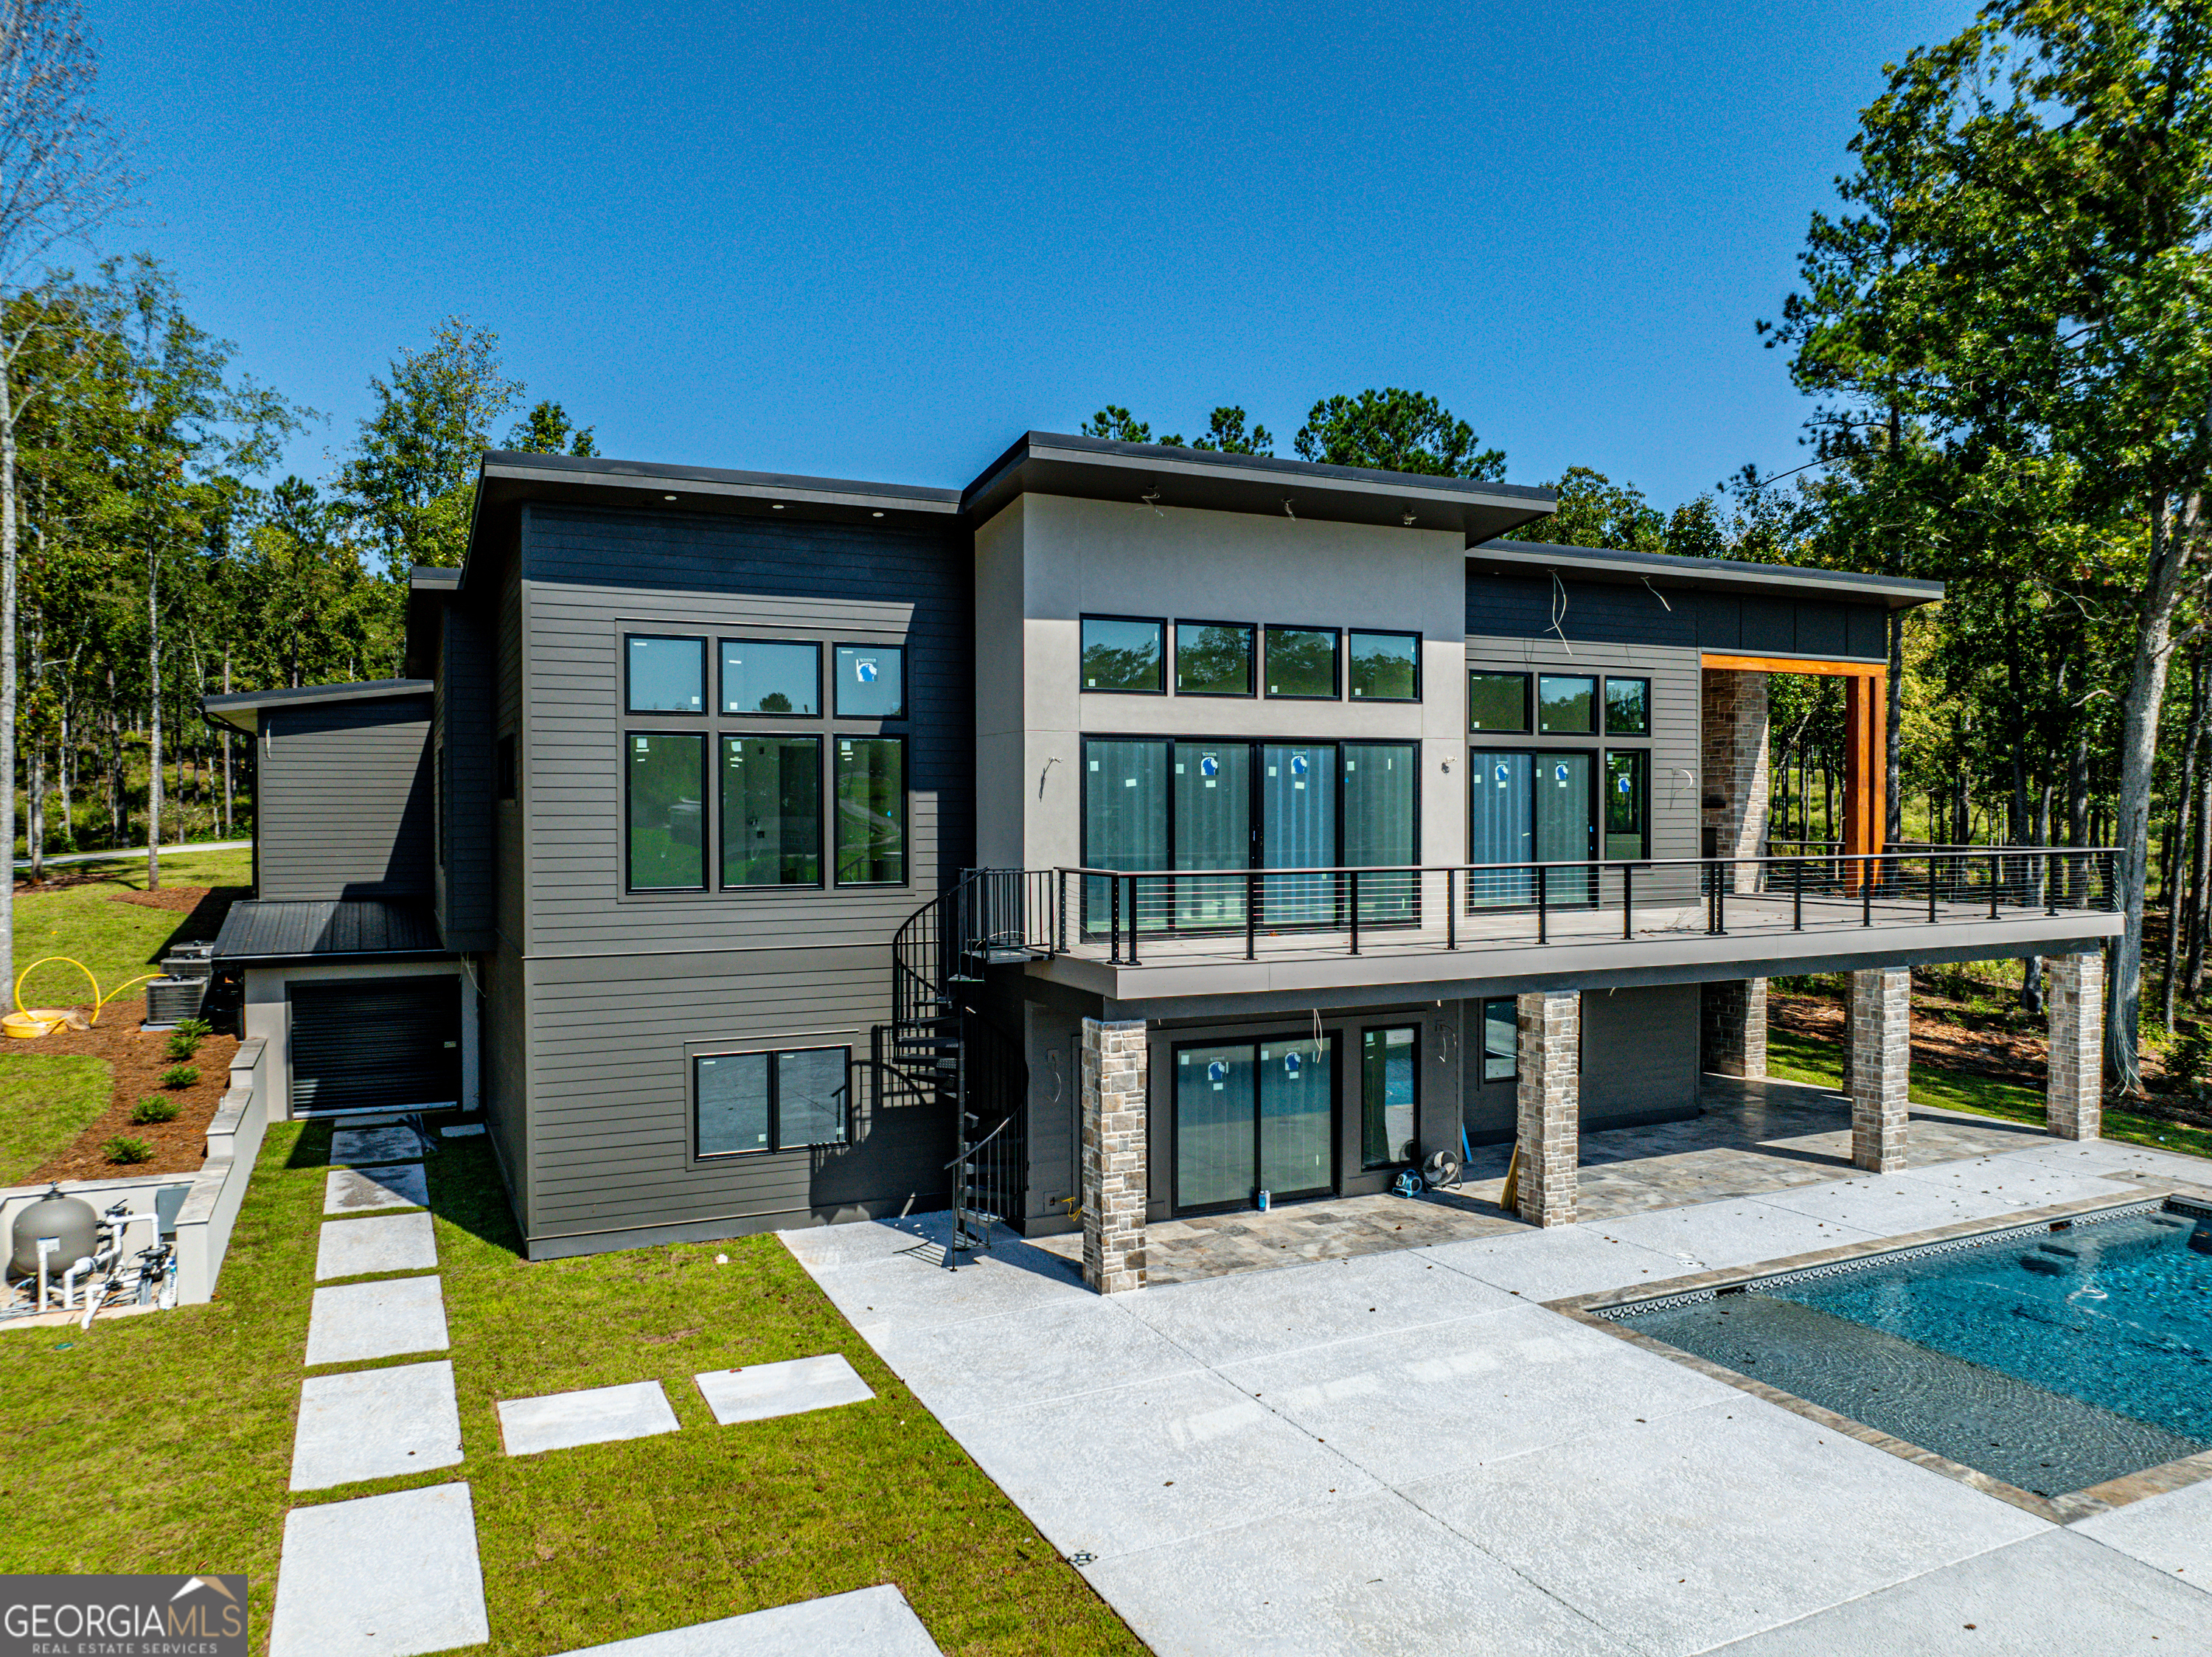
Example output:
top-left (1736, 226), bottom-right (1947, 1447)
top-left (1459, 982), bottom-right (1700, 1143)
top-left (258, 697), bottom-right (434, 900)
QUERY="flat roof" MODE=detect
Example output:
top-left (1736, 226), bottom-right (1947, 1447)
top-left (1471, 540), bottom-right (1944, 609)
top-left (212, 898), bottom-right (447, 964)
top-left (202, 678), bottom-right (432, 735)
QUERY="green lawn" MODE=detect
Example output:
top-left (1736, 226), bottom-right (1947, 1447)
top-left (1766, 1024), bottom-right (2212, 1161)
top-left (0, 1052), bottom-right (112, 1184)
top-left (0, 1118), bottom-right (1141, 1657)
top-left (13, 847), bottom-right (253, 1003)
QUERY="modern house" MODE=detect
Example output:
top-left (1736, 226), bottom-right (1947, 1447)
top-left (203, 434), bottom-right (2123, 1282)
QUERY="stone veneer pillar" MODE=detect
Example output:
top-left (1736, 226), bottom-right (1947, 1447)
top-left (1702, 668), bottom-right (1771, 893)
top-left (1700, 979), bottom-right (1769, 1079)
top-left (1080, 1018), bottom-right (1148, 1294)
top-left (1515, 990), bottom-right (1580, 1227)
top-left (2046, 950), bottom-right (2104, 1142)
top-left (1848, 967), bottom-right (1910, 1172)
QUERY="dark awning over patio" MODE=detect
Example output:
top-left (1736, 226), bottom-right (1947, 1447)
top-left (212, 898), bottom-right (449, 965)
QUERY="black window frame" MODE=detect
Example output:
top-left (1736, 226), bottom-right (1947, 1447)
top-left (1603, 747), bottom-right (1650, 861)
top-left (624, 728), bottom-right (710, 894)
top-left (720, 637), bottom-right (823, 719)
top-left (624, 633), bottom-right (709, 716)
top-left (1360, 1023), bottom-right (1421, 1171)
top-left (1262, 624), bottom-right (1343, 701)
top-left (1347, 630), bottom-right (1422, 703)
top-left (1467, 669), bottom-right (1531, 734)
top-left (1481, 997), bottom-right (1518, 1083)
top-left (1081, 614), bottom-right (1169, 695)
top-left (692, 1043), bottom-right (852, 1160)
top-left (1169, 1029), bottom-right (1340, 1215)
top-left (832, 642), bottom-right (908, 720)
top-left (1172, 619), bottom-right (1257, 698)
top-left (1602, 675), bottom-right (1651, 737)
top-left (719, 732), bottom-right (826, 891)
top-left (1536, 673), bottom-right (1599, 735)
top-left (832, 733), bottom-right (910, 889)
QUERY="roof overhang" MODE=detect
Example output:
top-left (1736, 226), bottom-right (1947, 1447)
top-left (201, 678), bottom-right (433, 737)
top-left (1470, 540), bottom-right (1944, 610)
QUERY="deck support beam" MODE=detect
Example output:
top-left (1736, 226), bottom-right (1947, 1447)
top-left (1515, 990), bottom-right (1580, 1226)
top-left (2046, 950), bottom-right (2104, 1141)
top-left (1848, 967), bottom-right (1910, 1172)
top-left (1080, 1017), bottom-right (1149, 1294)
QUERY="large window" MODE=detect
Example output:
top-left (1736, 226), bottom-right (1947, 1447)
top-left (1604, 676), bottom-right (1650, 736)
top-left (1361, 1026), bottom-right (1417, 1170)
top-left (627, 636), bottom-right (705, 714)
top-left (834, 645), bottom-right (905, 718)
top-left (721, 736), bottom-right (821, 887)
top-left (1537, 674), bottom-right (1596, 734)
top-left (1175, 622), bottom-right (1255, 696)
top-left (1265, 626), bottom-right (1340, 698)
top-left (834, 737), bottom-right (905, 885)
top-left (1344, 743), bottom-right (1417, 921)
top-left (695, 1046), bottom-right (849, 1157)
top-left (722, 640), bottom-right (819, 716)
top-left (1082, 616), bottom-right (1165, 693)
top-left (627, 732), bottom-right (706, 890)
top-left (1467, 671), bottom-right (1529, 733)
top-left (1481, 998), bottom-right (1517, 1082)
top-left (1174, 1035), bottom-right (1334, 1211)
top-left (1349, 631), bottom-right (1419, 701)
top-left (1604, 748), bottom-right (1648, 861)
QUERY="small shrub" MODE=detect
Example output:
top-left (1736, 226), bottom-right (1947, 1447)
top-left (102, 1136), bottom-right (153, 1165)
top-left (174, 1016), bottom-right (212, 1041)
top-left (164, 1029), bottom-right (202, 1061)
top-left (160, 1065), bottom-right (199, 1089)
top-left (131, 1096), bottom-right (181, 1125)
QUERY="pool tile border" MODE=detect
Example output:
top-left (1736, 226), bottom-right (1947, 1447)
top-left (1545, 1184), bottom-right (2212, 1526)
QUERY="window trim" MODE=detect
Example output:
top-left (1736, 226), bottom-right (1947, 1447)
top-left (1535, 672), bottom-right (1599, 736)
top-left (719, 636), bottom-right (823, 719)
top-left (718, 732), bottom-right (826, 891)
top-left (625, 633), bottom-right (708, 717)
top-left (1467, 668), bottom-right (1532, 734)
top-left (690, 1041), bottom-right (855, 1161)
top-left (1359, 1023), bottom-right (1421, 1171)
top-left (1262, 623), bottom-right (1343, 701)
top-left (1080, 613), bottom-right (1169, 695)
top-left (624, 729), bottom-right (709, 894)
top-left (1601, 675), bottom-right (1652, 737)
top-left (1347, 629), bottom-right (1423, 702)
top-left (1172, 619), bottom-right (1257, 698)
top-left (832, 733), bottom-right (910, 888)
top-left (832, 642), bottom-right (908, 720)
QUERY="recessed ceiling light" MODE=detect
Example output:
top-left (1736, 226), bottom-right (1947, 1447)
top-left (872, 511), bottom-right (884, 518)
top-left (772, 503), bottom-right (785, 510)
top-left (663, 494), bottom-right (677, 501)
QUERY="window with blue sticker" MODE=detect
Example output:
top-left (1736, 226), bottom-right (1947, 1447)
top-left (834, 645), bottom-right (905, 718)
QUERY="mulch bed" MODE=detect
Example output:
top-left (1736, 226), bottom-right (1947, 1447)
top-left (18, 995), bottom-right (241, 1181)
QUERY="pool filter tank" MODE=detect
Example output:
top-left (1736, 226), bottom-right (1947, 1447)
top-left (10, 1184), bottom-right (97, 1280)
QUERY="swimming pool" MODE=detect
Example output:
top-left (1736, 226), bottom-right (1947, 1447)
top-left (1609, 1201), bottom-right (2212, 1497)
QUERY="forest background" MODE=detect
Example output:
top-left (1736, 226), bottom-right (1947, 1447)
top-left (7, 0), bottom-right (2212, 1097)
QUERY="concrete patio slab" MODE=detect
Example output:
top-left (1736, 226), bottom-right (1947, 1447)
top-left (498, 1379), bottom-right (679, 1456)
top-left (2070, 1476), bottom-right (2212, 1593)
top-left (1083, 1490), bottom-right (1638, 1657)
top-left (1706, 1529), bottom-right (2209, 1655)
top-left (1222, 1304), bottom-right (1741, 1487)
top-left (323, 1162), bottom-right (428, 1215)
top-left (693, 1355), bottom-right (874, 1425)
top-left (1119, 1247), bottom-right (1523, 1368)
top-left (1594, 1196), bottom-right (1881, 1272)
top-left (867, 1300), bottom-right (1198, 1422)
top-left (268, 1482), bottom-right (489, 1657)
top-left (305, 1276), bottom-right (449, 1367)
top-left (807, 1239), bottom-right (1090, 1338)
top-left (778, 1212), bottom-right (995, 1271)
top-left (947, 1364), bottom-right (1386, 1560)
top-left (1747, 1170), bottom-right (2039, 1235)
top-left (330, 1126), bottom-right (424, 1167)
top-left (290, 1361), bottom-right (462, 1491)
top-left (2001, 1138), bottom-right (2212, 1186)
top-left (550, 1585), bottom-right (942, 1657)
top-left (1401, 1399), bottom-right (2047, 1656)
top-left (1416, 1225), bottom-right (1692, 1301)
top-left (314, 1212), bottom-right (437, 1280)
top-left (1892, 1156), bottom-right (2133, 1210)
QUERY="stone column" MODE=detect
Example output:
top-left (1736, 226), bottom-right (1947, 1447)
top-left (1848, 967), bottom-right (1910, 1172)
top-left (1699, 979), bottom-right (1768, 1079)
top-left (1702, 668), bottom-right (1770, 892)
top-left (2046, 950), bottom-right (2104, 1142)
top-left (1515, 990), bottom-right (1580, 1227)
top-left (1080, 1018), bottom-right (1148, 1294)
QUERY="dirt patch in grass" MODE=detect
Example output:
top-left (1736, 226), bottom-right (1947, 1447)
top-left (14, 996), bottom-right (239, 1180)
top-left (1771, 989), bottom-right (2053, 1090)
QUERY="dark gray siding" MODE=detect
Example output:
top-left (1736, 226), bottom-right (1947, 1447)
top-left (1688, 591), bottom-right (1887, 661)
top-left (480, 941), bottom-right (530, 1234)
top-left (257, 696), bottom-right (434, 901)
top-left (436, 601), bottom-right (496, 948)
top-left (510, 503), bottom-right (973, 1253)
top-left (1460, 983), bottom-right (1700, 1142)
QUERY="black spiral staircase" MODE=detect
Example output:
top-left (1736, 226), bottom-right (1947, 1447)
top-left (876, 870), bottom-right (1038, 1266)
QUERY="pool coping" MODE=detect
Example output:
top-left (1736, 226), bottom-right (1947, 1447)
top-left (1545, 1181), bottom-right (2212, 1526)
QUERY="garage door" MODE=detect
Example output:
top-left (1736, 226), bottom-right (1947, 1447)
top-left (289, 978), bottom-right (463, 1116)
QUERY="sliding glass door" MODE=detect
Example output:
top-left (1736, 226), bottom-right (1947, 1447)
top-left (1535, 752), bottom-right (1596, 903)
top-left (1175, 1035), bottom-right (1335, 1212)
top-left (1262, 744), bottom-right (1337, 923)
top-left (1469, 751), bottom-right (1534, 905)
top-left (1175, 743), bottom-right (1251, 926)
top-left (1085, 739), bottom-right (1169, 930)
top-left (1344, 743), bottom-right (1417, 923)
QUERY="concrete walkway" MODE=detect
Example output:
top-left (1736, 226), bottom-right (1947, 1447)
top-left (788, 1136), bottom-right (2212, 1656)
top-left (13, 837), bottom-right (250, 869)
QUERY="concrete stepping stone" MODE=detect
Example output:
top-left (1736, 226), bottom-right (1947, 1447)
top-left (269, 1482), bottom-right (489, 1657)
top-left (498, 1379), bottom-right (679, 1456)
top-left (316, 1212), bottom-right (437, 1280)
top-left (324, 1163), bottom-right (428, 1215)
top-left (441, 1123), bottom-right (485, 1138)
top-left (306, 1276), bottom-right (449, 1367)
top-left (549, 1585), bottom-right (941, 1657)
top-left (330, 1125), bottom-right (425, 1166)
top-left (694, 1355), bottom-right (873, 1425)
top-left (291, 1361), bottom-right (462, 1490)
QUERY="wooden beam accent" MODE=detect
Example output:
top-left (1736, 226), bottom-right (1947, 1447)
top-left (1841, 668), bottom-right (1888, 874)
top-left (1701, 652), bottom-right (1885, 677)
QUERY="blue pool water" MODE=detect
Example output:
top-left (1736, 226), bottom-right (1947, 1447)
top-left (1618, 1206), bottom-right (2212, 1496)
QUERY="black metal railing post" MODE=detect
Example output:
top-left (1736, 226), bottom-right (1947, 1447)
top-left (1127, 876), bottom-right (1141, 966)
top-left (1537, 864), bottom-right (1548, 944)
top-left (1447, 867), bottom-right (1457, 950)
top-left (1349, 869), bottom-right (1360, 955)
top-left (1793, 857), bottom-right (1804, 930)
top-left (1622, 863), bottom-right (1634, 941)
top-left (1928, 854), bottom-right (1938, 923)
top-left (1863, 857), bottom-right (1874, 926)
top-left (1110, 873), bottom-right (1121, 964)
top-left (1989, 852), bottom-right (2000, 920)
top-left (1246, 869), bottom-right (1258, 959)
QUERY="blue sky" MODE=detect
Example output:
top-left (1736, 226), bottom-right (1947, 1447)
top-left (100, 0), bottom-right (1975, 513)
